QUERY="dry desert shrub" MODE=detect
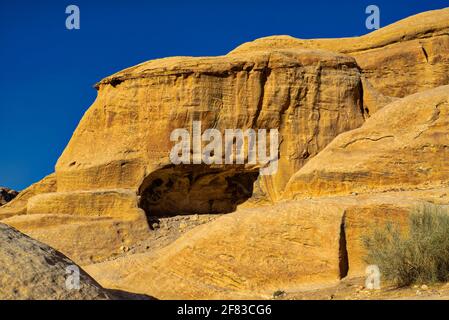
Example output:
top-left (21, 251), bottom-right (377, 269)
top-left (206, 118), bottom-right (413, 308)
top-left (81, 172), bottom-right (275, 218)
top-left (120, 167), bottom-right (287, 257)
top-left (363, 204), bottom-right (449, 286)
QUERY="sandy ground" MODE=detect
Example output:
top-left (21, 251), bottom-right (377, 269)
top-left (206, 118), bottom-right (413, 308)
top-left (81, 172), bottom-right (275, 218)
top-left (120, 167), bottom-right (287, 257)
top-left (274, 277), bottom-right (449, 300)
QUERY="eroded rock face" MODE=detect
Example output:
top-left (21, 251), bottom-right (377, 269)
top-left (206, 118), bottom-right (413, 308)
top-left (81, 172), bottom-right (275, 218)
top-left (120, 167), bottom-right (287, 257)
top-left (1, 190), bottom-right (150, 264)
top-left (86, 200), bottom-right (347, 299)
top-left (86, 191), bottom-right (438, 299)
top-left (231, 8), bottom-right (449, 101)
top-left (139, 165), bottom-right (260, 216)
top-left (83, 83), bottom-right (449, 298)
top-left (0, 187), bottom-right (18, 206)
top-left (284, 85), bottom-right (449, 199)
top-left (0, 174), bottom-right (56, 217)
top-left (0, 49), bottom-right (365, 264)
top-left (55, 49), bottom-right (364, 203)
top-left (0, 223), bottom-right (112, 300)
top-left (0, 9), bottom-right (448, 288)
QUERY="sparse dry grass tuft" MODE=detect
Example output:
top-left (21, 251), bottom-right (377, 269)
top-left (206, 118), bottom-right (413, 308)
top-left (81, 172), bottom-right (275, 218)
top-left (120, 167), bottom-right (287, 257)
top-left (363, 203), bottom-right (449, 286)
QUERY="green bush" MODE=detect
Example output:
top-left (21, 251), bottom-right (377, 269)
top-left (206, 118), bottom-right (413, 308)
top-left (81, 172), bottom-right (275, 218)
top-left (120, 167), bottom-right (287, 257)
top-left (363, 203), bottom-right (449, 287)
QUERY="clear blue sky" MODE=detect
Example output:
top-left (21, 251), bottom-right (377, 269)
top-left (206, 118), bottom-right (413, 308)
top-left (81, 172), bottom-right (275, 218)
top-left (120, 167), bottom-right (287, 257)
top-left (1, 0), bottom-right (447, 190)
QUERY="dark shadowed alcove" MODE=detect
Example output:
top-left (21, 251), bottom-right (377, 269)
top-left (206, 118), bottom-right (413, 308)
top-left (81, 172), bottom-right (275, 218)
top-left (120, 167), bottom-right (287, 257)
top-left (138, 164), bottom-right (259, 217)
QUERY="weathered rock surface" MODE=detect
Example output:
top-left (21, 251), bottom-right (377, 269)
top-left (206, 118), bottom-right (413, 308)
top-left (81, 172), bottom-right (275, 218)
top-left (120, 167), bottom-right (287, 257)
top-left (86, 190), bottom-right (447, 299)
top-left (1, 48), bottom-right (366, 263)
top-left (1, 190), bottom-right (150, 264)
top-left (0, 174), bottom-right (56, 217)
top-left (56, 49), bottom-right (364, 203)
top-left (0, 187), bottom-right (18, 206)
top-left (86, 200), bottom-right (347, 299)
top-left (231, 8), bottom-right (449, 101)
top-left (0, 223), bottom-right (112, 300)
top-left (0, 8), bottom-right (448, 299)
top-left (284, 85), bottom-right (449, 199)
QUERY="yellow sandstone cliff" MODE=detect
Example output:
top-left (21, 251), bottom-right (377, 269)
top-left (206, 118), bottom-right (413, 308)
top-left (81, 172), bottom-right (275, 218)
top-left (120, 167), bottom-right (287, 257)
top-left (0, 8), bottom-right (448, 298)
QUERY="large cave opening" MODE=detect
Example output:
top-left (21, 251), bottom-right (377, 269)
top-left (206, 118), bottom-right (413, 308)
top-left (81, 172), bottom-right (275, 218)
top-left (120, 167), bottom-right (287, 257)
top-left (138, 164), bottom-right (259, 217)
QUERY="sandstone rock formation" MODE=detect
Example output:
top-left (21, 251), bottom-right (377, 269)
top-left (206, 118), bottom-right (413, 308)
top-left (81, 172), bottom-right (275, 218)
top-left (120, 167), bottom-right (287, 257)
top-left (86, 200), bottom-right (348, 299)
top-left (56, 49), bottom-right (364, 203)
top-left (0, 174), bottom-right (55, 217)
top-left (1, 48), bottom-right (367, 263)
top-left (0, 223), bottom-right (112, 299)
top-left (1, 190), bottom-right (150, 264)
top-left (231, 8), bottom-right (449, 100)
top-left (0, 187), bottom-right (18, 206)
top-left (284, 85), bottom-right (449, 199)
top-left (86, 190), bottom-right (449, 299)
top-left (84, 80), bottom-right (449, 298)
top-left (0, 8), bottom-right (448, 299)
